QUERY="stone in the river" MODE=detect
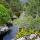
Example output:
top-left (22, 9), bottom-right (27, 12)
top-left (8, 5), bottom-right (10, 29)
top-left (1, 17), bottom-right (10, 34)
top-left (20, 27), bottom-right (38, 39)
top-left (0, 27), bottom-right (8, 31)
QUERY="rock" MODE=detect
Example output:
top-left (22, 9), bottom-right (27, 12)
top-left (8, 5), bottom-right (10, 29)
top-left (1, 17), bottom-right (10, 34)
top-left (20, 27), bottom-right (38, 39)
top-left (24, 34), bottom-right (37, 40)
top-left (16, 34), bottom-right (40, 40)
top-left (0, 25), bottom-right (9, 32)
top-left (35, 36), bottom-right (40, 40)
top-left (0, 25), bottom-right (9, 35)
top-left (0, 27), bottom-right (8, 31)
top-left (25, 35), bottom-right (30, 40)
top-left (17, 37), bottom-right (26, 40)
top-left (29, 34), bottom-right (37, 39)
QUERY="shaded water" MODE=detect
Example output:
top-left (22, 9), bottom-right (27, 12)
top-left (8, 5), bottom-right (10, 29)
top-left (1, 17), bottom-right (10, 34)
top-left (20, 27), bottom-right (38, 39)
top-left (3, 25), bottom-right (19, 40)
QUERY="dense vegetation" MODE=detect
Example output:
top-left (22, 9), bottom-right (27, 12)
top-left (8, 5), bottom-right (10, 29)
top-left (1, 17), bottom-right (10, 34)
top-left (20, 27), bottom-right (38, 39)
top-left (25, 0), bottom-right (40, 18)
top-left (0, 0), bottom-right (40, 39)
top-left (0, 4), bottom-right (10, 25)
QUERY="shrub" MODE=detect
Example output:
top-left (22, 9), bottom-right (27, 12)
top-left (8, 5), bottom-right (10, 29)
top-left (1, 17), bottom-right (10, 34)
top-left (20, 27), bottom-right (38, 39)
top-left (15, 16), bottom-right (40, 38)
top-left (13, 16), bottom-right (33, 27)
top-left (0, 4), bottom-right (10, 25)
top-left (25, 0), bottom-right (40, 18)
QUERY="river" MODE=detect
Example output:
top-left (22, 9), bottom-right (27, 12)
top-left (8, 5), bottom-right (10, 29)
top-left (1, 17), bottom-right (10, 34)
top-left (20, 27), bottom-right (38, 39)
top-left (3, 25), bottom-right (19, 40)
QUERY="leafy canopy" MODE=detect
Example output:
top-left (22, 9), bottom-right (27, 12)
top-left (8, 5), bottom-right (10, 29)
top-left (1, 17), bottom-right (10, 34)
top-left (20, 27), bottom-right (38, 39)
top-left (26, 0), bottom-right (40, 18)
top-left (0, 4), bottom-right (10, 25)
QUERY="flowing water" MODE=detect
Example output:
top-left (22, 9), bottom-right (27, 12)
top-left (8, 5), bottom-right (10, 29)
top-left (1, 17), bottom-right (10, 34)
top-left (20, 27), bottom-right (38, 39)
top-left (3, 25), bottom-right (19, 40)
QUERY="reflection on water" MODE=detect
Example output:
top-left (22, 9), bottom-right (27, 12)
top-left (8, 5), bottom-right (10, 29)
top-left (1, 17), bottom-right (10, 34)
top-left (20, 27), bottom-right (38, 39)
top-left (3, 25), bottom-right (19, 40)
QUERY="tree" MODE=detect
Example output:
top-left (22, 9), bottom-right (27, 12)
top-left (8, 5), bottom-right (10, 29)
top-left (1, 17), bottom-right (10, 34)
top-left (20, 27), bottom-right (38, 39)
top-left (5, 0), bottom-right (23, 17)
top-left (25, 0), bottom-right (40, 18)
top-left (0, 4), bottom-right (10, 25)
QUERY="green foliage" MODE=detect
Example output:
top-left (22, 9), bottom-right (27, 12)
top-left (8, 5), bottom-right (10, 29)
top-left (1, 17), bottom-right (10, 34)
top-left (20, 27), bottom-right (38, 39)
top-left (13, 16), bottom-right (33, 27)
top-left (14, 16), bottom-right (40, 30)
top-left (16, 27), bottom-right (40, 38)
top-left (0, 0), bottom-right (40, 39)
top-left (16, 0), bottom-right (40, 38)
top-left (30, 17), bottom-right (40, 31)
top-left (0, 0), bottom-right (23, 18)
top-left (15, 16), bottom-right (40, 38)
top-left (13, 0), bottom-right (40, 37)
top-left (25, 0), bottom-right (40, 18)
top-left (16, 27), bottom-right (27, 38)
top-left (0, 4), bottom-right (10, 25)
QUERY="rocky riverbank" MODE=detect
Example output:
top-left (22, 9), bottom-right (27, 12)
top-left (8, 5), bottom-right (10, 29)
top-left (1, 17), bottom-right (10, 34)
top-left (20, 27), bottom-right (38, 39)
top-left (17, 34), bottom-right (40, 40)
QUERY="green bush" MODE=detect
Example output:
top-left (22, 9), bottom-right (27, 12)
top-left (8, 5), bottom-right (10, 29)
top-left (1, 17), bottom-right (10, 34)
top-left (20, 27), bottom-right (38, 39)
top-left (13, 16), bottom-right (33, 27)
top-left (30, 17), bottom-right (40, 31)
top-left (16, 27), bottom-right (27, 38)
top-left (15, 16), bottom-right (40, 38)
top-left (25, 0), bottom-right (40, 18)
top-left (0, 4), bottom-right (10, 25)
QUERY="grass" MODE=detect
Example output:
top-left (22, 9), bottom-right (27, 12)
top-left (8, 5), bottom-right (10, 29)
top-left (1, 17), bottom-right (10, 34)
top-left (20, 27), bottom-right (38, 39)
top-left (16, 27), bottom-right (40, 38)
